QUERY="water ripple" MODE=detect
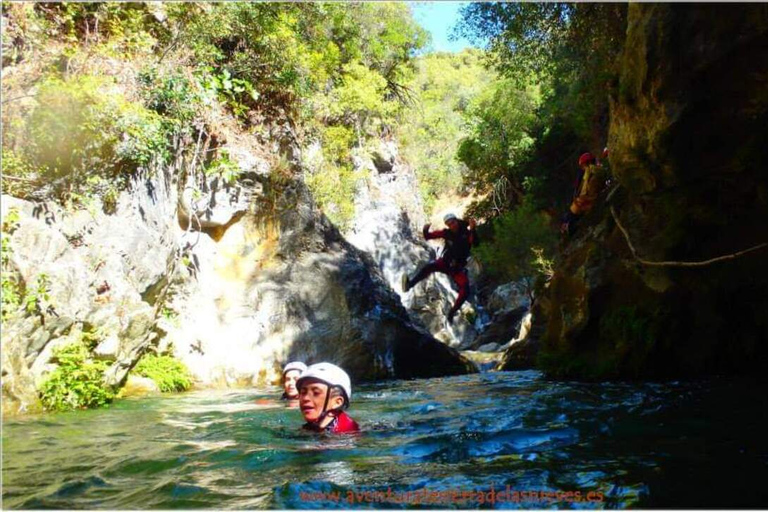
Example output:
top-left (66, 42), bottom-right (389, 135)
top-left (3, 372), bottom-right (768, 508)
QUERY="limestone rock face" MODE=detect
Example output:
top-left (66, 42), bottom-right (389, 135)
top-left (346, 141), bottom-right (479, 349)
top-left (1, 168), bottom-right (178, 413)
top-left (2, 132), bottom-right (473, 416)
top-left (469, 307), bottom-right (528, 351)
top-left (485, 282), bottom-right (530, 317)
top-left (536, 4), bottom-right (768, 379)
top-left (165, 174), bottom-right (475, 386)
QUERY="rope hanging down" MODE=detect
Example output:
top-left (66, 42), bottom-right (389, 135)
top-left (609, 205), bottom-right (767, 267)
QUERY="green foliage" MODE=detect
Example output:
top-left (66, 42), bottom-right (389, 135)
top-left (32, 3), bottom-right (160, 55)
top-left (5, 2), bottom-right (429, 237)
top-left (1, 234), bottom-right (21, 324)
top-left (398, 49), bottom-right (497, 213)
top-left (2, 207), bottom-right (21, 234)
top-left (321, 126), bottom-right (356, 164)
top-left (457, 78), bottom-right (540, 211)
top-left (199, 67), bottom-right (258, 120)
top-left (456, 3), bottom-right (626, 89)
top-left (168, 3), bottom-right (424, 119)
top-left (0, 227), bottom-right (52, 323)
top-left (39, 339), bottom-right (116, 411)
top-left (24, 273), bottom-right (51, 316)
top-left (134, 354), bottom-right (192, 393)
top-left (599, 306), bottom-right (661, 371)
top-left (6, 75), bottom-right (168, 205)
top-left (204, 150), bottom-right (241, 185)
top-left (319, 62), bottom-right (396, 129)
top-left (305, 162), bottom-right (364, 232)
top-left (1, 149), bottom-right (46, 198)
top-left (455, 3), bottom-right (627, 216)
top-left (139, 68), bottom-right (201, 132)
top-left (474, 199), bottom-right (557, 285)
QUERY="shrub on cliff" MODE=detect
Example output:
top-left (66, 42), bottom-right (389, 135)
top-left (474, 199), bottom-right (557, 290)
top-left (133, 354), bottom-right (192, 393)
top-left (4, 75), bottom-right (168, 206)
top-left (39, 340), bottom-right (115, 411)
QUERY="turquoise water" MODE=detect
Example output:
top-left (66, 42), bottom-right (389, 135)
top-left (3, 371), bottom-right (768, 509)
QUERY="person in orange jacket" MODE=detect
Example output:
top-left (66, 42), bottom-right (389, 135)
top-left (560, 152), bottom-right (607, 236)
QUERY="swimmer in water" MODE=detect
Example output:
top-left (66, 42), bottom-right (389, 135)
top-left (282, 361), bottom-right (307, 404)
top-left (296, 363), bottom-right (360, 434)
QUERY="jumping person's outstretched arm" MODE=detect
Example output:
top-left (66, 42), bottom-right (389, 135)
top-left (422, 223), bottom-right (448, 240)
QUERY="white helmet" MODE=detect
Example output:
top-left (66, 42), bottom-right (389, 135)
top-left (282, 361), bottom-right (307, 376)
top-left (443, 213), bottom-right (458, 223)
top-left (296, 362), bottom-right (352, 406)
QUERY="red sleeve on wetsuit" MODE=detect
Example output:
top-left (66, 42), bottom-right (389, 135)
top-left (332, 412), bottom-right (360, 433)
top-left (424, 229), bottom-right (448, 241)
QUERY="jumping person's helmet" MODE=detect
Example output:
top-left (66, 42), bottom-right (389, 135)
top-left (578, 152), bottom-right (596, 167)
top-left (443, 213), bottom-right (458, 223)
top-left (282, 361), bottom-right (307, 376)
top-left (296, 362), bottom-right (352, 407)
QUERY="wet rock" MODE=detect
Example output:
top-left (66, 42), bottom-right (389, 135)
top-left (346, 141), bottom-right (479, 349)
top-left (497, 337), bottom-right (540, 371)
top-left (166, 171), bottom-right (474, 385)
top-left (485, 281), bottom-right (531, 317)
top-left (538, 4), bottom-right (768, 379)
top-left (1, 169), bottom-right (180, 408)
top-left (1, 131), bottom-right (474, 414)
top-left (477, 342), bottom-right (500, 353)
top-left (468, 306), bottom-right (528, 351)
top-left (119, 375), bottom-right (160, 398)
top-left (93, 335), bottom-right (120, 361)
top-left (460, 350), bottom-right (502, 372)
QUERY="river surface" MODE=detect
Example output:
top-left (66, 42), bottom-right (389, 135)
top-left (3, 371), bottom-right (768, 509)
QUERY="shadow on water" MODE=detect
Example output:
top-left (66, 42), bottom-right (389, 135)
top-left (3, 371), bottom-right (768, 509)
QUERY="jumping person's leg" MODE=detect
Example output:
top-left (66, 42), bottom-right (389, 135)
top-left (402, 260), bottom-right (447, 292)
top-left (447, 269), bottom-right (470, 324)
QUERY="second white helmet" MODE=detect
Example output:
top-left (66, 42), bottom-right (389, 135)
top-left (296, 362), bottom-right (352, 405)
top-left (282, 361), bottom-right (307, 376)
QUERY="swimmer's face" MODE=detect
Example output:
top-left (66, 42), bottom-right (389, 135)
top-left (299, 379), bottom-right (344, 422)
top-left (283, 370), bottom-right (301, 399)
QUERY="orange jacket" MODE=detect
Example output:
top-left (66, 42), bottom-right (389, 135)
top-left (569, 164), bottom-right (604, 215)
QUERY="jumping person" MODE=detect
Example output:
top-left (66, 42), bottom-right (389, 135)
top-left (401, 213), bottom-right (478, 324)
top-left (296, 362), bottom-right (360, 434)
top-left (281, 361), bottom-right (307, 401)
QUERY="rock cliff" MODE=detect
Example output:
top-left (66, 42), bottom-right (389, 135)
top-left (1, 129), bottom-right (473, 415)
top-left (534, 4), bottom-right (768, 379)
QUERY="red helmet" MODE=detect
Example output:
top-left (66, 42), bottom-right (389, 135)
top-left (578, 152), bottom-right (596, 167)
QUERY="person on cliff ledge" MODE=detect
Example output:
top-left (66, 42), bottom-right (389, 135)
top-left (296, 362), bottom-right (360, 434)
top-left (281, 361), bottom-right (307, 402)
top-left (560, 151), bottom-right (608, 236)
top-left (401, 213), bottom-right (478, 325)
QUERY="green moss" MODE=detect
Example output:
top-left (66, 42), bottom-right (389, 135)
top-left (599, 305), bottom-right (662, 375)
top-left (1, 234), bottom-right (22, 324)
top-left (538, 303), bottom-right (665, 380)
top-left (133, 354), bottom-right (192, 393)
top-left (6, 75), bottom-right (168, 205)
top-left (39, 340), bottom-right (116, 411)
top-left (305, 162), bottom-right (366, 232)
